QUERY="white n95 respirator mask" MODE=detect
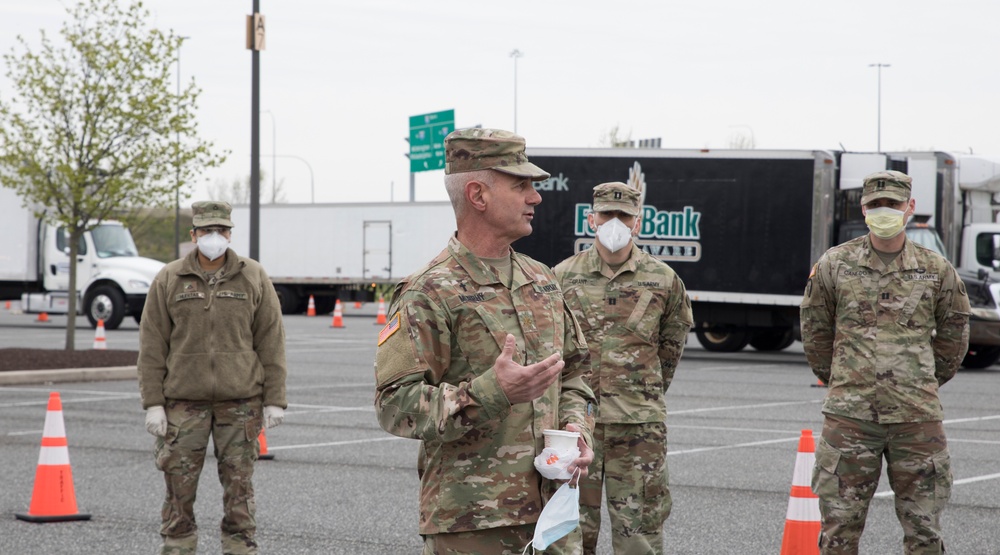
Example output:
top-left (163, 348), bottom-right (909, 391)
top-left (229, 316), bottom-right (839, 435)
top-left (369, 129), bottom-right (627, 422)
top-left (197, 232), bottom-right (229, 261)
top-left (595, 217), bottom-right (633, 253)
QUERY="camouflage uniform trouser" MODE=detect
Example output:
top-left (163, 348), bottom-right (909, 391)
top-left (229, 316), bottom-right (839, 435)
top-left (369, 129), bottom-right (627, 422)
top-left (579, 421), bottom-right (670, 555)
top-left (155, 397), bottom-right (263, 555)
top-left (422, 523), bottom-right (582, 555)
top-left (812, 414), bottom-right (952, 555)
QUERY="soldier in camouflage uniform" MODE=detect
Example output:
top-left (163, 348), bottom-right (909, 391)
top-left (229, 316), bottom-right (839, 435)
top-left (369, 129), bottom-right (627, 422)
top-left (553, 182), bottom-right (693, 555)
top-left (800, 171), bottom-right (970, 555)
top-left (138, 201), bottom-right (288, 555)
top-left (374, 128), bottom-right (597, 555)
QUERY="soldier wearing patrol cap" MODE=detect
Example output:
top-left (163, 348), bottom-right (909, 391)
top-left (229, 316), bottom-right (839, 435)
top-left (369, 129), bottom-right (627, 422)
top-left (138, 200), bottom-right (288, 555)
top-left (553, 182), bottom-right (693, 555)
top-left (801, 171), bottom-right (970, 554)
top-left (374, 128), bottom-right (596, 554)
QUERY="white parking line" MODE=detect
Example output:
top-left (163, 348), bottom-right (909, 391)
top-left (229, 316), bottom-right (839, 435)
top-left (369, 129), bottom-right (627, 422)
top-left (268, 435), bottom-right (403, 451)
top-left (669, 436), bottom-right (800, 456)
top-left (874, 472), bottom-right (1000, 498)
top-left (672, 399), bottom-right (821, 415)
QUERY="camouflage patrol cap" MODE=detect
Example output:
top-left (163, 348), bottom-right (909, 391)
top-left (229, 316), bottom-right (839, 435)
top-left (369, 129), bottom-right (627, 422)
top-left (191, 200), bottom-right (234, 228)
top-left (592, 182), bottom-right (641, 216)
top-left (861, 170), bottom-right (912, 205)
top-left (444, 128), bottom-right (550, 181)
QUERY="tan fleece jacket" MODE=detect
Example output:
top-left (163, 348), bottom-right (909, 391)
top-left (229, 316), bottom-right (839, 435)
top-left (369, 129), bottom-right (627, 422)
top-left (138, 248), bottom-right (287, 409)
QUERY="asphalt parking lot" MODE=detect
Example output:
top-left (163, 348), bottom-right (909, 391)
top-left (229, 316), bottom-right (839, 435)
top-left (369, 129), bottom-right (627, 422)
top-left (1, 305), bottom-right (998, 554)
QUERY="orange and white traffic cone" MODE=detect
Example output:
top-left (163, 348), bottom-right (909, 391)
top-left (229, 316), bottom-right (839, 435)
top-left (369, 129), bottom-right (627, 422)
top-left (780, 429), bottom-right (820, 555)
top-left (810, 378), bottom-right (827, 388)
top-left (353, 300), bottom-right (362, 309)
top-left (16, 392), bottom-right (91, 523)
top-left (330, 299), bottom-right (344, 328)
top-left (257, 429), bottom-right (274, 461)
top-left (306, 295), bottom-right (316, 317)
top-left (92, 319), bottom-right (107, 350)
top-left (37, 312), bottom-right (49, 323)
top-left (375, 297), bottom-right (387, 325)
top-left (4, 300), bottom-right (10, 310)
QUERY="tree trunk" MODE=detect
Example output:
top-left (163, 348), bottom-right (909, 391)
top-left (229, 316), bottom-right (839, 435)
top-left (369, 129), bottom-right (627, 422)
top-left (64, 228), bottom-right (81, 351)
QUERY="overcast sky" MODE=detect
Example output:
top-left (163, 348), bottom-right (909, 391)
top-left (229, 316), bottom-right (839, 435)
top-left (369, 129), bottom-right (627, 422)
top-left (1, 0), bottom-right (998, 205)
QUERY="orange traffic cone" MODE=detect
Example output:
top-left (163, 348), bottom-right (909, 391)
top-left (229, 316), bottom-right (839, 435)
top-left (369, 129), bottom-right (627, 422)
top-left (4, 300), bottom-right (10, 310)
top-left (330, 299), bottom-right (344, 328)
top-left (375, 297), bottom-right (387, 325)
top-left (780, 429), bottom-right (820, 555)
top-left (257, 429), bottom-right (275, 461)
top-left (37, 312), bottom-right (49, 323)
top-left (306, 295), bottom-right (316, 317)
top-left (810, 378), bottom-right (827, 388)
top-left (16, 392), bottom-right (91, 523)
top-left (92, 319), bottom-right (107, 350)
top-left (353, 301), bottom-right (362, 309)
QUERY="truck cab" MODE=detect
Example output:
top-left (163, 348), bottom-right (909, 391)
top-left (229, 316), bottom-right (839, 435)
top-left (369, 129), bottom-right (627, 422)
top-left (20, 221), bottom-right (164, 329)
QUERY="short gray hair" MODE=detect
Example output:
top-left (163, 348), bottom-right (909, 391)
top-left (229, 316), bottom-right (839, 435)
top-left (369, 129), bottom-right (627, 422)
top-left (444, 169), bottom-right (495, 218)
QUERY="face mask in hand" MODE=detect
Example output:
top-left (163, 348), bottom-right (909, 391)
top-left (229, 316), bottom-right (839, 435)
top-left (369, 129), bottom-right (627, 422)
top-left (523, 470), bottom-right (581, 553)
top-left (595, 217), bottom-right (633, 253)
top-left (864, 207), bottom-right (906, 239)
top-left (197, 232), bottom-right (229, 261)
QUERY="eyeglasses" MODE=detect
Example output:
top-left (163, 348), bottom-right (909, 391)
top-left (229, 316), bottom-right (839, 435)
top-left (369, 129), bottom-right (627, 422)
top-left (194, 226), bottom-right (231, 235)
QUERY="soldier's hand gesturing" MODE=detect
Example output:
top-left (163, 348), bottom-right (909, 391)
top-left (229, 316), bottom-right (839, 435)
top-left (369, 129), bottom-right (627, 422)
top-left (494, 334), bottom-right (564, 404)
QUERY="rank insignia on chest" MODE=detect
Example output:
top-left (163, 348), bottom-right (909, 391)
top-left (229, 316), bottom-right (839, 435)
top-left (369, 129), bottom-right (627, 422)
top-left (377, 314), bottom-right (401, 346)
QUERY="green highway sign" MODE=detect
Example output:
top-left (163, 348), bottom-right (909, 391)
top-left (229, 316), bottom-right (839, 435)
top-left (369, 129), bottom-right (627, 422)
top-left (409, 109), bottom-right (454, 173)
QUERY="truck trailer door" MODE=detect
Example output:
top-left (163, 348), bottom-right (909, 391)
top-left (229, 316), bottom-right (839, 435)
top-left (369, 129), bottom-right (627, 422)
top-left (363, 220), bottom-right (392, 279)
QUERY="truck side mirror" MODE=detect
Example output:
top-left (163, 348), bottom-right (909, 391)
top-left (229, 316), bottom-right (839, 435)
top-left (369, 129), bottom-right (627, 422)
top-left (979, 268), bottom-right (990, 281)
top-left (993, 235), bottom-right (1000, 271)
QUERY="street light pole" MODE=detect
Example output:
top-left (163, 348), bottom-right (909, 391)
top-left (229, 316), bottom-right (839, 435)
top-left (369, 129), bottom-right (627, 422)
top-left (174, 35), bottom-right (189, 260)
top-left (869, 63), bottom-right (890, 152)
top-left (509, 49), bottom-right (523, 133)
top-left (261, 110), bottom-right (276, 202)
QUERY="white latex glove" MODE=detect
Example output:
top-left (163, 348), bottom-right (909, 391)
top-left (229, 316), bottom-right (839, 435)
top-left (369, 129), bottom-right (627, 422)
top-left (263, 405), bottom-right (284, 429)
top-left (145, 406), bottom-right (167, 437)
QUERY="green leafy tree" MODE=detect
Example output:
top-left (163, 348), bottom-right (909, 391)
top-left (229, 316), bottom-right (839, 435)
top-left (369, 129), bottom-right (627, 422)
top-left (0, 0), bottom-right (226, 350)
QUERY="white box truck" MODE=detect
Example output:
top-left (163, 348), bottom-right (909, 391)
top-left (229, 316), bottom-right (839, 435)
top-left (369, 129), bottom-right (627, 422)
top-left (229, 201), bottom-right (455, 314)
top-left (0, 186), bottom-right (164, 329)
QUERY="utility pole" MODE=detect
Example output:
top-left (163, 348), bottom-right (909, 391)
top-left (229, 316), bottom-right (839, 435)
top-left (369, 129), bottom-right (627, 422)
top-left (174, 36), bottom-right (189, 259)
top-left (248, 2), bottom-right (264, 260)
top-left (869, 63), bottom-right (890, 152)
top-left (510, 49), bottom-right (523, 133)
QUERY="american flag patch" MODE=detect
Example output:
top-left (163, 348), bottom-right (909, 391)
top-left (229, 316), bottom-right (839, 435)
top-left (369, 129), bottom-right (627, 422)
top-left (377, 314), bottom-right (401, 346)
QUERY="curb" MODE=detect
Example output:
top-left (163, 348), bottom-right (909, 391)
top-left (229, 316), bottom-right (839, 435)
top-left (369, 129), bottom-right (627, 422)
top-left (0, 366), bottom-right (137, 386)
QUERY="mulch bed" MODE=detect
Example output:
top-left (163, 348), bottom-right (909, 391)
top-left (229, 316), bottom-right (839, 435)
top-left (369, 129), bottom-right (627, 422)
top-left (0, 348), bottom-right (138, 372)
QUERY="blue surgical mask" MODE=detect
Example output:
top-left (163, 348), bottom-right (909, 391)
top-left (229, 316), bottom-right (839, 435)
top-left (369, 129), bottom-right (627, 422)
top-left (525, 472), bottom-right (581, 552)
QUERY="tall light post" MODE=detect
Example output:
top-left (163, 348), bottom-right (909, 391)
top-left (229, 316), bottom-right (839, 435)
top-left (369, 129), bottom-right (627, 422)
top-left (174, 35), bottom-right (190, 260)
top-left (509, 49), bottom-right (523, 133)
top-left (261, 110), bottom-right (276, 202)
top-left (869, 63), bottom-right (890, 152)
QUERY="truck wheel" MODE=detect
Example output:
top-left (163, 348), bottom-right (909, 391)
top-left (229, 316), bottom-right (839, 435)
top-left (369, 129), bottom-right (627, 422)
top-left (274, 285), bottom-right (300, 315)
top-left (961, 346), bottom-right (1000, 369)
top-left (695, 328), bottom-right (750, 352)
top-left (85, 285), bottom-right (126, 330)
top-left (313, 296), bottom-right (335, 315)
top-left (749, 329), bottom-right (796, 351)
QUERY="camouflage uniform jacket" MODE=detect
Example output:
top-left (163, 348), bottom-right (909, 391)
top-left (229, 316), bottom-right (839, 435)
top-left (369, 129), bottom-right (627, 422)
top-left (800, 235), bottom-right (970, 423)
top-left (138, 248), bottom-right (288, 410)
top-left (554, 243), bottom-right (693, 424)
top-left (374, 236), bottom-right (595, 535)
